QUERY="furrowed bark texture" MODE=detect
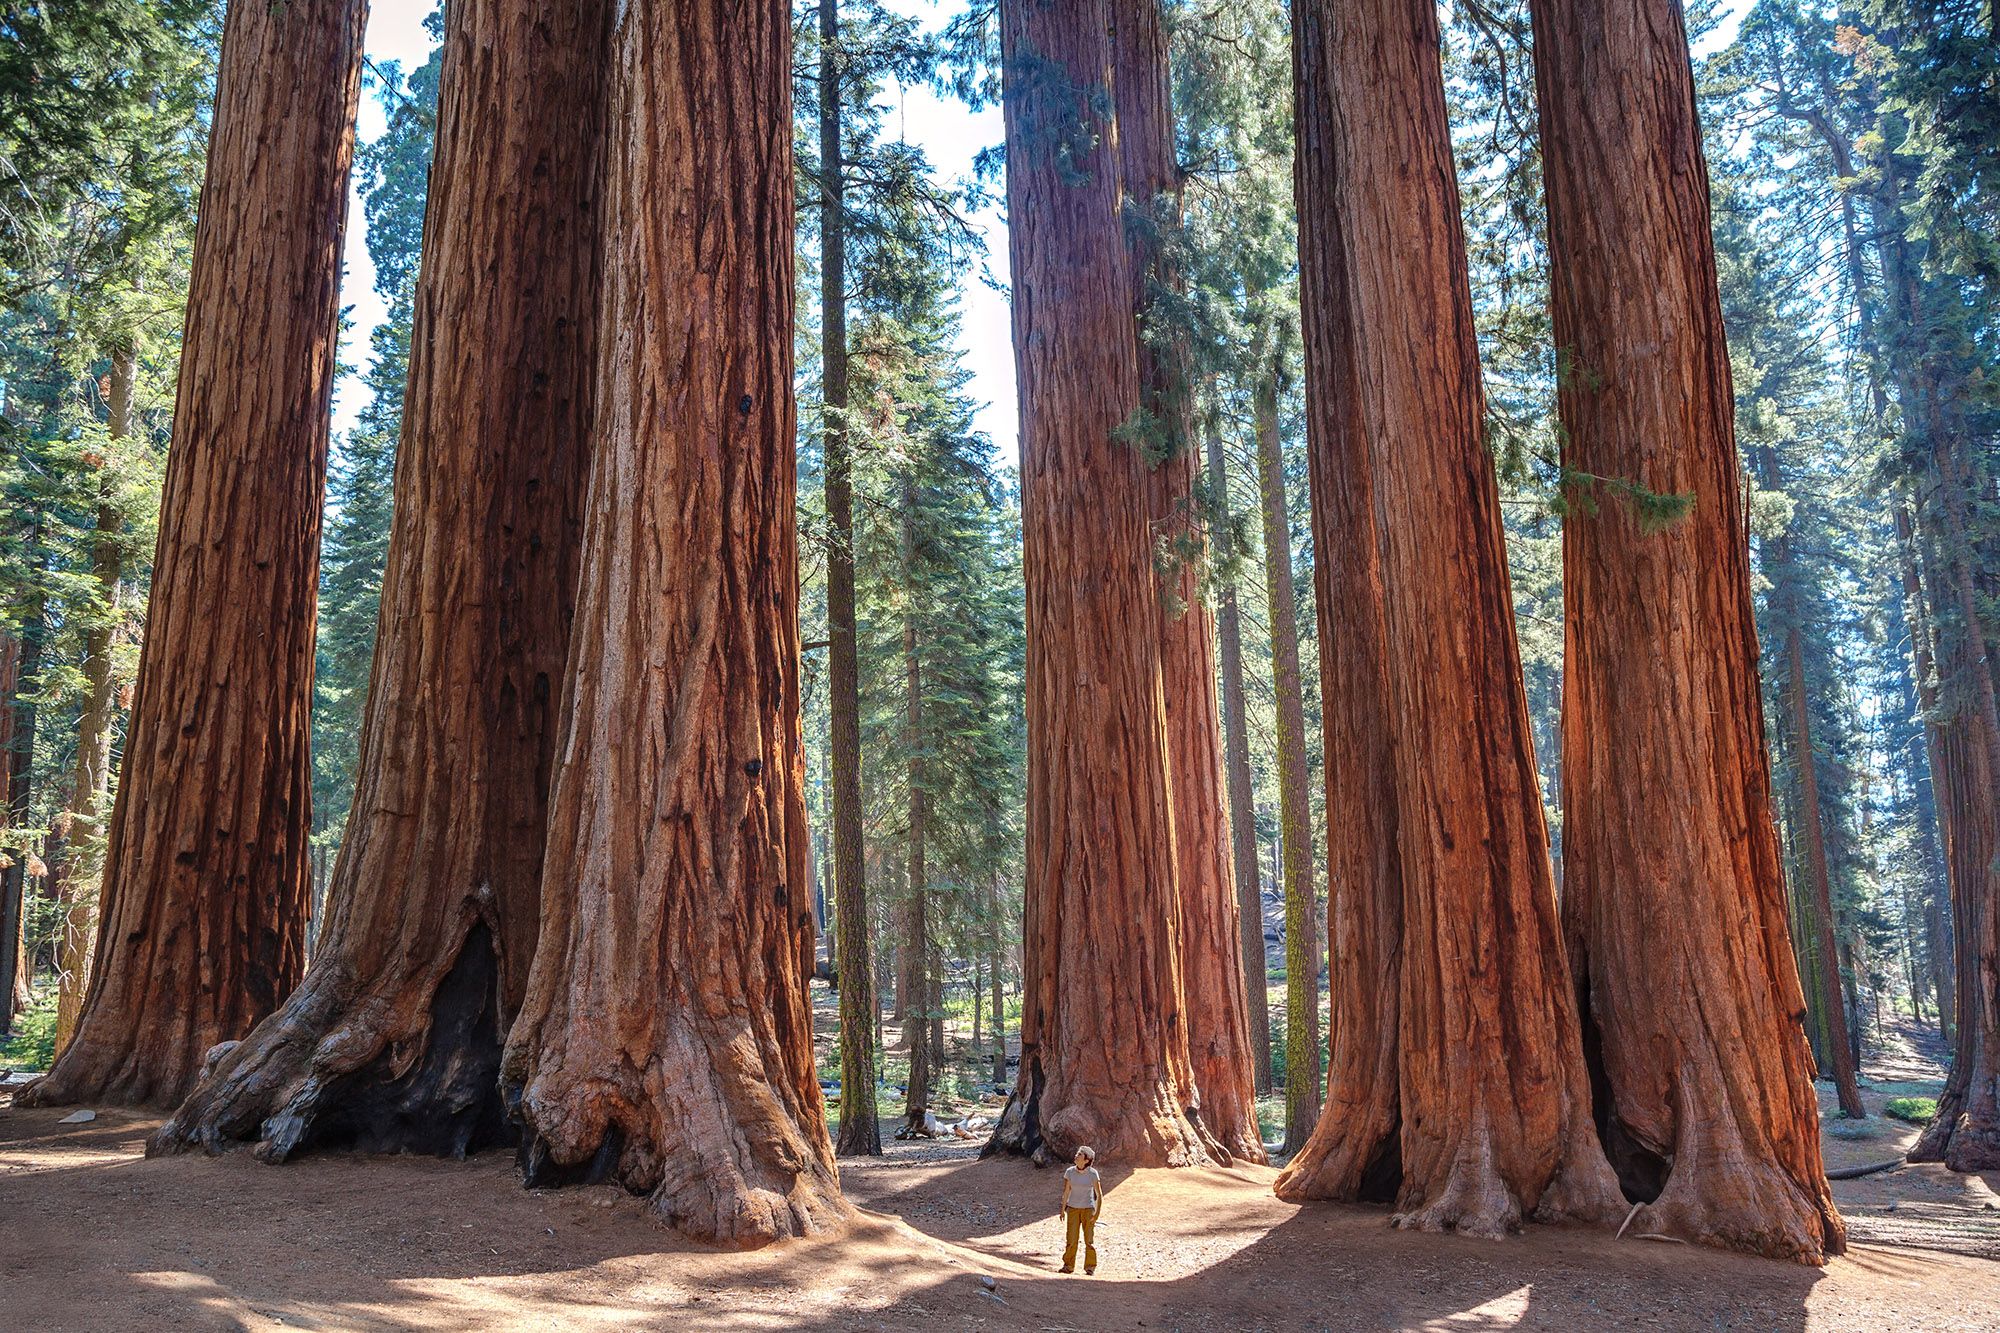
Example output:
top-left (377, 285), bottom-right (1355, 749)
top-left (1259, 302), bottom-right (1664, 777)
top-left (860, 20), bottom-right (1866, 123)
top-left (1114, 0), bottom-right (1263, 1165)
top-left (1532, 0), bottom-right (1846, 1263)
top-left (498, 0), bottom-right (846, 1246)
top-left (151, 0), bottom-right (606, 1162)
top-left (986, 0), bottom-right (1219, 1169)
top-left (821, 0), bottom-right (880, 1159)
top-left (1275, 0), bottom-right (1620, 1235)
top-left (24, 0), bottom-right (366, 1110)
top-left (1208, 423), bottom-right (1274, 1098)
top-left (1911, 582), bottom-right (2000, 1171)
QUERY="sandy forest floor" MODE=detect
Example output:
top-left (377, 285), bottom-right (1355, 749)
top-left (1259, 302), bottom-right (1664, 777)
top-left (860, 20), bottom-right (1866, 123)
top-left (3, 1097), bottom-right (1997, 1331)
top-left (5, 1004), bottom-right (1995, 1330)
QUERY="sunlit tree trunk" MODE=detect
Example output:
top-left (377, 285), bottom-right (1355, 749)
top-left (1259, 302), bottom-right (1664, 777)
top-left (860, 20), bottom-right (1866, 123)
top-left (24, 0), bottom-right (366, 1109)
top-left (986, 0), bottom-right (1219, 1168)
top-left (1275, 0), bottom-right (1620, 1235)
top-left (151, 0), bottom-right (606, 1160)
top-left (50, 346), bottom-right (135, 1055)
top-left (1112, 0), bottom-right (1263, 1165)
top-left (1250, 359), bottom-right (1320, 1158)
top-left (820, 0), bottom-right (879, 1158)
top-left (1208, 418), bottom-right (1273, 1097)
top-left (1531, 0), bottom-right (1848, 1262)
top-left (498, 0), bottom-right (846, 1246)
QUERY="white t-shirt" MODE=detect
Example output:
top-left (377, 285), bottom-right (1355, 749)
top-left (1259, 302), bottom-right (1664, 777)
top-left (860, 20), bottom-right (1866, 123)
top-left (1063, 1164), bottom-right (1101, 1211)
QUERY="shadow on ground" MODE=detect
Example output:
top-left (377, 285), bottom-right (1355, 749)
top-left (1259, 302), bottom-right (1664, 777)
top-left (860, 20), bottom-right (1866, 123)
top-left (3, 1104), bottom-right (1995, 1331)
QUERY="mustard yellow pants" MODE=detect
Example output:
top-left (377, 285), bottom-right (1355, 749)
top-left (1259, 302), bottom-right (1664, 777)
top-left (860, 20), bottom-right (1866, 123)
top-left (1062, 1206), bottom-right (1098, 1272)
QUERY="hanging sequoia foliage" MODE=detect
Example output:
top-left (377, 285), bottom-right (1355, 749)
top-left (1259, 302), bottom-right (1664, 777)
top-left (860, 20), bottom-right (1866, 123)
top-left (985, 0), bottom-right (1225, 1169)
top-left (22, 0), bottom-right (367, 1110)
top-left (497, 0), bottom-right (847, 1246)
top-left (151, 0), bottom-right (608, 1162)
top-left (1532, 0), bottom-right (1844, 1263)
top-left (1273, 0), bottom-right (1621, 1235)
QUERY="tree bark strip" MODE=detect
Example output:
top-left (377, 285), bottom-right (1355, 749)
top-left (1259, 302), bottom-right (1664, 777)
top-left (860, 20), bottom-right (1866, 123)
top-left (986, 0), bottom-right (1218, 1168)
top-left (151, 0), bottom-right (606, 1160)
top-left (498, 0), bottom-right (846, 1245)
top-left (1112, 0), bottom-right (1263, 1165)
top-left (820, 0), bottom-right (880, 1159)
top-left (1275, 0), bottom-right (1620, 1235)
top-left (51, 345), bottom-right (136, 1055)
top-left (1208, 418), bottom-right (1273, 1097)
top-left (1533, 0), bottom-right (1845, 1260)
top-left (24, 0), bottom-right (367, 1109)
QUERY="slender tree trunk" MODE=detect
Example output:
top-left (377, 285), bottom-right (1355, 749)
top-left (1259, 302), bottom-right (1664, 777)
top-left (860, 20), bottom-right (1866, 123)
top-left (986, 0), bottom-right (1220, 1168)
top-left (1111, 0), bottom-right (1263, 1166)
top-left (24, 0), bottom-right (366, 1109)
top-left (1895, 502), bottom-right (1959, 1041)
top-left (498, 0), bottom-right (845, 1246)
top-left (990, 877), bottom-right (1007, 1088)
top-left (51, 346), bottom-right (136, 1056)
top-left (902, 501), bottom-right (932, 1133)
top-left (152, 0), bottom-right (606, 1159)
top-left (1533, 0), bottom-right (1845, 1259)
top-left (821, 0), bottom-right (879, 1160)
top-left (0, 595), bottom-right (43, 1030)
top-left (1251, 361), bottom-right (1319, 1156)
top-left (1208, 416), bottom-right (1273, 1098)
top-left (1275, 0), bottom-right (1620, 1235)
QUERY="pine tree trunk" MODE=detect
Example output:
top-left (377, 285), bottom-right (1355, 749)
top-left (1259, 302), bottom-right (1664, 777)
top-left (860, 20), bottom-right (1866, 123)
top-left (901, 510), bottom-right (932, 1133)
top-left (498, 0), bottom-right (845, 1246)
top-left (23, 0), bottom-right (366, 1110)
top-left (1251, 362), bottom-right (1320, 1158)
top-left (1894, 502), bottom-right (1958, 1041)
top-left (989, 879), bottom-right (1007, 1088)
top-left (151, 0), bottom-right (606, 1160)
top-left (1275, 0), bottom-right (1620, 1235)
top-left (51, 346), bottom-right (135, 1056)
top-left (1533, 0), bottom-right (1846, 1259)
top-left (1208, 419), bottom-right (1273, 1098)
top-left (0, 596), bottom-right (43, 1031)
top-left (986, 0), bottom-right (1220, 1169)
top-left (822, 0), bottom-right (879, 1159)
top-left (1113, 0), bottom-right (1263, 1165)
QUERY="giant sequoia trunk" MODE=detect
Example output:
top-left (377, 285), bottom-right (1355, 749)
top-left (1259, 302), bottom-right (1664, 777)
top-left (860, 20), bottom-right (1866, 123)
top-left (1114, 0), bottom-right (1263, 1166)
top-left (498, 0), bottom-right (844, 1246)
top-left (1274, 0), bottom-right (1620, 1235)
top-left (151, 0), bottom-right (605, 1161)
top-left (1911, 525), bottom-right (2000, 1172)
top-left (820, 0), bottom-right (880, 1160)
top-left (1530, 0), bottom-right (1845, 1263)
top-left (1208, 421), bottom-right (1274, 1097)
top-left (985, 0), bottom-right (1219, 1169)
top-left (23, 0), bottom-right (366, 1109)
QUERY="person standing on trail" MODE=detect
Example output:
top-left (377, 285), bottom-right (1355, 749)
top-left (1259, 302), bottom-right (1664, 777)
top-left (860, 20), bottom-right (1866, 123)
top-left (1058, 1145), bottom-right (1102, 1274)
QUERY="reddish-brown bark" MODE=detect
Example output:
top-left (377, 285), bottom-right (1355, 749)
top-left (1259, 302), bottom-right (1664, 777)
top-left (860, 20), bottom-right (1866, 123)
top-left (1531, 0), bottom-right (1846, 1263)
top-left (1910, 533), bottom-right (2000, 1172)
top-left (1274, 0), bottom-right (1620, 1235)
top-left (1114, 0), bottom-right (1263, 1166)
top-left (498, 0), bottom-right (845, 1246)
top-left (23, 0), bottom-right (366, 1110)
top-left (150, 0), bottom-right (606, 1162)
top-left (986, 0), bottom-right (1219, 1169)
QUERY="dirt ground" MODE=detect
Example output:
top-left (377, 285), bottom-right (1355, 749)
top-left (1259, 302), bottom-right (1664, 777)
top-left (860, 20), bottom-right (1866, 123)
top-left (4, 1101), bottom-right (1998, 1332)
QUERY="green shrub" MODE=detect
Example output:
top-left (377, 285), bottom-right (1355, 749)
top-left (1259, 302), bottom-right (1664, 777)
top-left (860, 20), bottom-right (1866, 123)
top-left (1885, 1096), bottom-right (1938, 1124)
top-left (0, 985), bottom-right (57, 1073)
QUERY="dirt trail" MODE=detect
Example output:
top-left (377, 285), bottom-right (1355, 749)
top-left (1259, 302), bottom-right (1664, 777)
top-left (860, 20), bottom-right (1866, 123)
top-left (3, 1105), bottom-right (1997, 1331)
